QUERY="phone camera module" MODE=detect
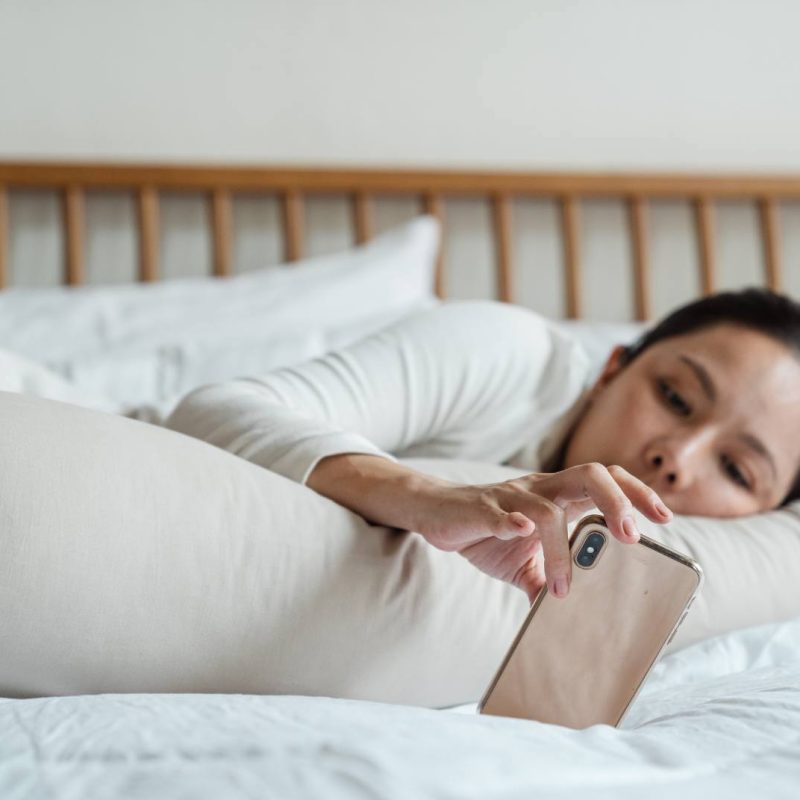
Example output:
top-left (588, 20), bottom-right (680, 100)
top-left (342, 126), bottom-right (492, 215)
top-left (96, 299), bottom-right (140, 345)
top-left (575, 530), bottom-right (606, 568)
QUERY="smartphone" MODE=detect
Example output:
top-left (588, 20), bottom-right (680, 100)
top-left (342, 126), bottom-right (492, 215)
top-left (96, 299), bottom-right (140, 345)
top-left (478, 513), bottom-right (703, 728)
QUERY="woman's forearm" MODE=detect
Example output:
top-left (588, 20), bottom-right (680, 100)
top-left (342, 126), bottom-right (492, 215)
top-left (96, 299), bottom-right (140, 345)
top-left (306, 453), bottom-right (455, 532)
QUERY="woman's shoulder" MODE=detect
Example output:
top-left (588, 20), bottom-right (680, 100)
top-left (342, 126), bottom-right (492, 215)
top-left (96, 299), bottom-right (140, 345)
top-left (402, 299), bottom-right (594, 410)
top-left (400, 299), bottom-right (558, 350)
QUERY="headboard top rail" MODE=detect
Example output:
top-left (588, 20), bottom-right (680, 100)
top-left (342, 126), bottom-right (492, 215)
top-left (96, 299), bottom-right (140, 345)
top-left (2, 160), bottom-right (800, 197)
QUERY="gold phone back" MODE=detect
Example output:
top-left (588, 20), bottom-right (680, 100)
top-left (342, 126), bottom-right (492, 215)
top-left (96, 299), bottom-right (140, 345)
top-left (479, 515), bottom-right (702, 728)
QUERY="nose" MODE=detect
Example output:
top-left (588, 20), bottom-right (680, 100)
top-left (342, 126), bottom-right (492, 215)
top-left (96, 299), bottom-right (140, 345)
top-left (645, 438), bottom-right (704, 492)
top-left (649, 452), bottom-right (679, 487)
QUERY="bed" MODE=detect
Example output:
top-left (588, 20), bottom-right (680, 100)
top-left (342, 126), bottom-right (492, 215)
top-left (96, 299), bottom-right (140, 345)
top-left (0, 160), bottom-right (799, 799)
top-left (2, 616), bottom-right (799, 799)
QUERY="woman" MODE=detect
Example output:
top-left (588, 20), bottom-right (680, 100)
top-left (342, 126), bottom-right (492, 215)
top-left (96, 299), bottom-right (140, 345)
top-left (165, 286), bottom-right (800, 605)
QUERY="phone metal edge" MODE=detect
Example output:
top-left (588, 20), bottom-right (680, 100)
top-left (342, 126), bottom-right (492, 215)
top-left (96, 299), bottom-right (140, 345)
top-left (477, 513), bottom-right (704, 726)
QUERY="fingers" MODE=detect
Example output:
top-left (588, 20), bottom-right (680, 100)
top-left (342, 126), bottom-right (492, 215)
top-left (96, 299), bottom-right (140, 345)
top-left (475, 482), bottom-right (570, 598)
top-left (535, 499), bottom-right (573, 598)
top-left (513, 543), bottom-right (547, 603)
top-left (607, 465), bottom-right (673, 523)
top-left (526, 463), bottom-right (672, 545)
top-left (563, 495), bottom-right (600, 523)
top-left (485, 506), bottom-right (537, 542)
top-left (455, 524), bottom-right (543, 593)
top-left (481, 484), bottom-right (571, 598)
top-left (508, 494), bottom-right (572, 599)
top-left (461, 463), bottom-right (673, 602)
top-left (505, 511), bottom-right (536, 537)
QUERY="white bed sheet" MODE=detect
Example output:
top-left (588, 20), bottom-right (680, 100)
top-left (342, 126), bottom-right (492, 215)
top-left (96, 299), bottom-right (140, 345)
top-left (2, 616), bottom-right (798, 800)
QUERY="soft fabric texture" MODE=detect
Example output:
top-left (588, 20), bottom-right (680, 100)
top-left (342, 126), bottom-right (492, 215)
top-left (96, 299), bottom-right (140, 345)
top-left (0, 391), bottom-right (533, 706)
top-left (1, 302), bottom-right (799, 706)
top-left (0, 216), bottom-right (440, 417)
top-left (163, 299), bottom-right (595, 484)
top-left (164, 295), bottom-right (800, 658)
top-left (552, 318), bottom-right (648, 378)
top-left (0, 347), bottom-right (117, 413)
top-left (2, 618), bottom-right (800, 799)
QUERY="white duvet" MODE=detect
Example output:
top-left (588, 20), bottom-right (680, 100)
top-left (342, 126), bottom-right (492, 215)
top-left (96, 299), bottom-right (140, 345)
top-left (2, 616), bottom-right (798, 800)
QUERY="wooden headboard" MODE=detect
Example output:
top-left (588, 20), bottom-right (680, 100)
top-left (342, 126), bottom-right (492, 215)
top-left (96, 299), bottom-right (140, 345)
top-left (1, 161), bottom-right (799, 320)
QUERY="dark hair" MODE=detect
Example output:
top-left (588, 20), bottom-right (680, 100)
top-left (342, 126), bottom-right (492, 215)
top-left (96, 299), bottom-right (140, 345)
top-left (619, 287), bottom-right (800, 508)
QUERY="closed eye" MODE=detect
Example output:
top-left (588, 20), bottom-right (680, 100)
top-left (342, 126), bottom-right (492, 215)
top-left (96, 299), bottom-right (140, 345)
top-left (657, 379), bottom-right (691, 417)
top-left (721, 454), bottom-right (751, 490)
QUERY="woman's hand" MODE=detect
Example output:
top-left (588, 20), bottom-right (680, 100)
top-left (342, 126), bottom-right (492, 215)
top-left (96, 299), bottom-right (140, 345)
top-left (413, 463), bottom-right (673, 603)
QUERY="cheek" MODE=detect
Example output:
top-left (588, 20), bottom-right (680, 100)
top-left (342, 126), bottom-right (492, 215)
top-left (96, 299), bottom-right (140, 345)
top-left (572, 379), bottom-right (661, 463)
top-left (678, 485), bottom-right (759, 517)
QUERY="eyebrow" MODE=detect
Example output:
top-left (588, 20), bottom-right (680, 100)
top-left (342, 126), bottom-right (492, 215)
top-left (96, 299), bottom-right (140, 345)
top-left (678, 355), bottom-right (717, 402)
top-left (677, 353), bottom-right (778, 480)
top-left (738, 432), bottom-right (777, 481)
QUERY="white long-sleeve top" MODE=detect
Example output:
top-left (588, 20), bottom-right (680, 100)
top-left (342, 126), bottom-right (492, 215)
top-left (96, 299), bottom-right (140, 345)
top-left (163, 300), bottom-right (596, 485)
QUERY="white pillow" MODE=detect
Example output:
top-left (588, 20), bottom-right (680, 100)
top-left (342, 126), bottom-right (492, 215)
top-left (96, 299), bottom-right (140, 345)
top-left (0, 348), bottom-right (118, 412)
top-left (0, 391), bottom-right (524, 707)
top-left (551, 319), bottom-right (648, 378)
top-left (0, 216), bottom-right (440, 415)
top-left (1, 391), bottom-right (798, 708)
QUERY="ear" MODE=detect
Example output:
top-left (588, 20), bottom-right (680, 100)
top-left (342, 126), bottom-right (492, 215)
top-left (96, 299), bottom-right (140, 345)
top-left (589, 344), bottom-right (629, 397)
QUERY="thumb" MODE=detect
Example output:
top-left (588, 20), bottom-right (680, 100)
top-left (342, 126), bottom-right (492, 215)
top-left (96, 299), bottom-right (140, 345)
top-left (492, 510), bottom-right (535, 541)
top-left (514, 555), bottom-right (546, 603)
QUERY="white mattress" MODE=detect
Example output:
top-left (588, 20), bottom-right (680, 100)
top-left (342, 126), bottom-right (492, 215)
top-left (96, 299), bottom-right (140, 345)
top-left (2, 616), bottom-right (799, 799)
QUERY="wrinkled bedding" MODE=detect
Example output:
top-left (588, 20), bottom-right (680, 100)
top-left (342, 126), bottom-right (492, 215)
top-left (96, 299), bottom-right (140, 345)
top-left (2, 616), bottom-right (798, 800)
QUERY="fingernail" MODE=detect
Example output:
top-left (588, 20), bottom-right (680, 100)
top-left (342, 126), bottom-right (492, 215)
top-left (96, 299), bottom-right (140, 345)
top-left (554, 576), bottom-right (569, 597)
top-left (511, 516), bottom-right (533, 536)
top-left (654, 501), bottom-right (672, 518)
top-left (622, 516), bottom-right (640, 541)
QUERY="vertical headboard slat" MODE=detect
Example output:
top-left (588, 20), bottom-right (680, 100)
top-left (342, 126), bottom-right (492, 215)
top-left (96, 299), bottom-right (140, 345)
top-left (491, 193), bottom-right (514, 304)
top-left (559, 195), bottom-right (582, 319)
top-left (281, 190), bottom-right (305, 263)
top-left (0, 186), bottom-right (7, 289)
top-left (210, 188), bottom-right (233, 277)
top-left (694, 197), bottom-right (716, 296)
top-left (628, 196), bottom-right (651, 322)
top-left (421, 193), bottom-right (445, 300)
top-left (758, 197), bottom-right (782, 292)
top-left (137, 187), bottom-right (160, 282)
top-left (352, 191), bottom-right (372, 245)
top-left (63, 186), bottom-right (85, 286)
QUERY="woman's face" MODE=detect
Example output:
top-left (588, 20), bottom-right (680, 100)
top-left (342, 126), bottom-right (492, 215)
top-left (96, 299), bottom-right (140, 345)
top-left (563, 322), bottom-right (800, 517)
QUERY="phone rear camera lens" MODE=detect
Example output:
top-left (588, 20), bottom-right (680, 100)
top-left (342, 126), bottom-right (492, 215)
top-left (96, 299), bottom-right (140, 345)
top-left (575, 529), bottom-right (607, 568)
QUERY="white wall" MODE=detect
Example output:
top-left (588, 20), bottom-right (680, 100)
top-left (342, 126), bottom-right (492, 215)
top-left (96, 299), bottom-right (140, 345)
top-left (2, 0), bottom-right (800, 168)
top-left (1, 0), bottom-right (799, 318)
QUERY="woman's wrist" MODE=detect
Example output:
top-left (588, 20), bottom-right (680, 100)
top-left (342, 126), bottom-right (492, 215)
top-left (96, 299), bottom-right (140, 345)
top-left (306, 453), bottom-right (455, 532)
